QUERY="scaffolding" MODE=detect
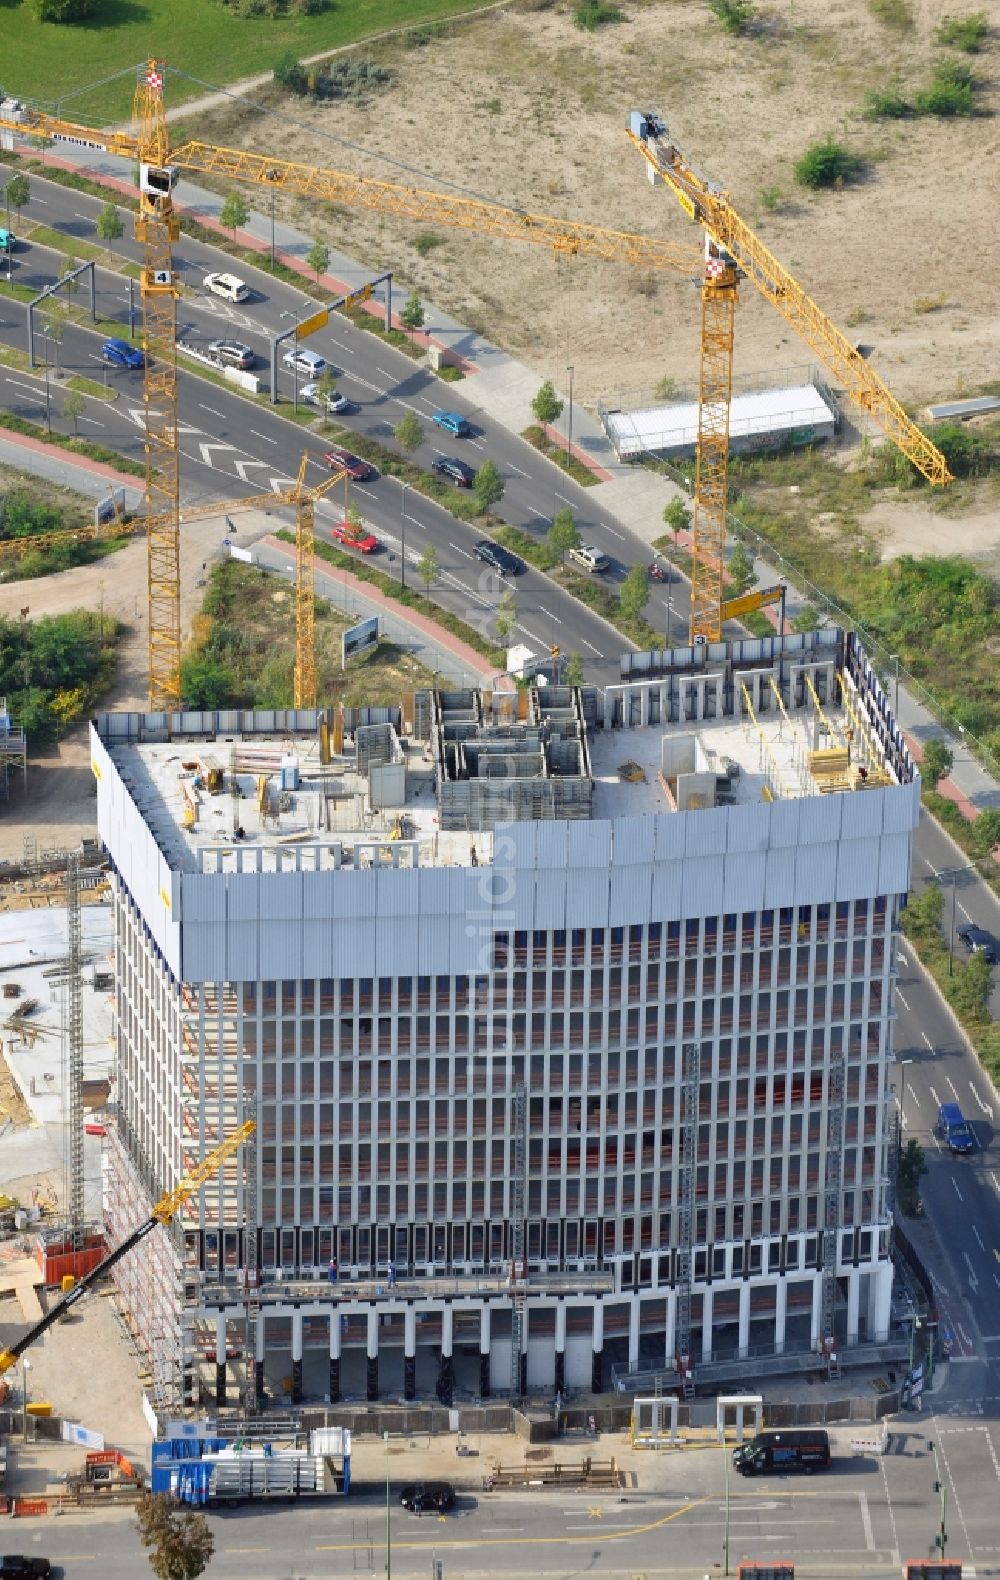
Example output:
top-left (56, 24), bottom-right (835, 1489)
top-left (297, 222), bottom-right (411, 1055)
top-left (64, 854), bottom-right (84, 1246)
top-left (242, 1099), bottom-right (260, 1414)
top-left (510, 1084), bottom-right (527, 1398)
top-left (0, 698), bottom-right (27, 801)
top-left (820, 1043), bottom-right (846, 1372)
top-left (674, 1042), bottom-right (700, 1399)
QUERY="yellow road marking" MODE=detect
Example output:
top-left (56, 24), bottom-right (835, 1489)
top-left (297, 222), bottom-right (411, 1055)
top-left (587, 1506), bottom-right (604, 1519)
top-left (316, 1497), bottom-right (711, 1552)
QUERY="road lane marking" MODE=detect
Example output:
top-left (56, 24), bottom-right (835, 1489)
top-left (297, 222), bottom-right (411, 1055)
top-left (897, 990), bottom-right (910, 1010)
top-left (974, 1224), bottom-right (986, 1251)
top-left (448, 542), bottom-right (474, 560)
top-left (354, 485), bottom-right (376, 498)
top-left (859, 1490), bottom-right (874, 1552)
top-left (603, 525), bottom-right (626, 541)
top-left (953, 1178), bottom-right (965, 1202)
top-left (947, 1075), bottom-right (961, 1100)
top-left (581, 638), bottom-right (601, 655)
top-left (508, 461), bottom-right (530, 477)
top-left (554, 492), bottom-right (573, 505)
top-left (526, 506), bottom-right (549, 521)
top-left (5, 378), bottom-right (42, 396)
top-left (249, 429), bottom-right (278, 444)
top-left (538, 606), bottom-right (557, 620)
top-left (198, 403), bottom-right (226, 419)
top-left (921, 1032), bottom-right (934, 1050)
top-left (77, 416), bottom-right (104, 428)
top-left (316, 1495), bottom-right (712, 1552)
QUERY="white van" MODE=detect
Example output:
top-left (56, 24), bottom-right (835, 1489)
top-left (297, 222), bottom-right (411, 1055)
top-left (203, 271), bottom-right (250, 303)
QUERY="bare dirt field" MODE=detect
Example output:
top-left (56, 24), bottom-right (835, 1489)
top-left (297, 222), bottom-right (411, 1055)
top-left (195, 0), bottom-right (999, 413)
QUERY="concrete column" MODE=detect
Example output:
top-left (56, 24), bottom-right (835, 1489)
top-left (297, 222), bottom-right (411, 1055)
top-left (591, 1303), bottom-right (604, 1394)
top-left (291, 1310), bottom-right (303, 1405)
top-left (367, 1307), bottom-right (379, 1403)
top-left (738, 1285), bottom-right (751, 1359)
top-left (255, 1316), bottom-right (265, 1407)
top-left (846, 1269), bottom-right (860, 1346)
top-left (479, 1304), bottom-right (491, 1399)
top-left (329, 1310), bottom-right (341, 1404)
top-left (870, 1260), bottom-right (892, 1345)
top-left (775, 1279), bottom-right (787, 1354)
top-left (810, 1273), bottom-right (823, 1351)
top-left (554, 1302), bottom-right (566, 1395)
top-left (628, 1297), bottom-right (641, 1374)
top-left (215, 1313), bottom-right (227, 1409)
top-left (404, 1307), bottom-right (417, 1402)
top-left (439, 1305), bottom-right (454, 1407)
top-left (664, 1289), bottom-right (676, 1365)
top-left (701, 1288), bottom-right (714, 1364)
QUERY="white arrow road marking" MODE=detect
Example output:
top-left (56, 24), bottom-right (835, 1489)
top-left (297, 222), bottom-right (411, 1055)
top-left (270, 477), bottom-right (298, 493)
top-left (198, 442), bottom-right (236, 466)
top-left (964, 1251), bottom-right (979, 1294)
top-left (232, 459), bottom-right (270, 482)
top-left (970, 1083), bottom-right (994, 1118)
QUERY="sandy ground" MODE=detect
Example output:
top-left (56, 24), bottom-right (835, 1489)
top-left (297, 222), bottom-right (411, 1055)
top-left (197, 0), bottom-right (999, 415)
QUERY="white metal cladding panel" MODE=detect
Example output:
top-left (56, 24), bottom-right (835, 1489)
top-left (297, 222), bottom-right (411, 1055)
top-left (374, 914), bottom-right (420, 976)
top-left (682, 806), bottom-right (728, 858)
top-left (767, 798), bottom-right (801, 849)
top-left (877, 831), bottom-right (912, 896)
top-left (260, 870), bottom-right (305, 921)
top-left (882, 783), bottom-right (919, 834)
top-left (301, 919), bottom-right (335, 979)
top-left (504, 822), bottom-right (536, 868)
top-left (798, 793), bottom-right (841, 847)
top-left (183, 920), bottom-right (226, 982)
top-left (179, 873), bottom-right (224, 923)
top-left (225, 921), bottom-right (260, 982)
top-left (333, 917), bottom-right (376, 976)
top-left (506, 866), bottom-right (536, 929)
top-left (534, 871), bottom-right (568, 930)
top-left (227, 873), bottom-right (260, 921)
top-left (841, 786), bottom-right (886, 840)
top-left (535, 821), bottom-right (569, 869)
top-left (417, 867), bottom-right (451, 919)
top-left (794, 842), bottom-right (838, 905)
top-left (835, 837), bottom-right (881, 901)
top-left (258, 920), bottom-right (301, 980)
top-left (763, 846), bottom-right (797, 906)
top-left (94, 734), bottom-right (181, 976)
top-left (328, 868), bottom-right (373, 920)
top-left (378, 866), bottom-right (420, 917)
top-left (654, 814), bottom-right (686, 862)
top-left (723, 848), bottom-right (766, 912)
top-left (565, 867), bottom-right (609, 923)
top-left (724, 802), bottom-right (771, 854)
top-left (611, 815), bottom-right (655, 866)
top-left (418, 912), bottom-right (448, 971)
top-left (449, 914), bottom-right (475, 965)
top-left (682, 853), bottom-right (724, 917)
top-left (448, 867), bottom-right (485, 918)
top-left (610, 864), bottom-right (651, 925)
top-left (568, 820), bottom-right (611, 869)
top-left (651, 861), bottom-right (682, 920)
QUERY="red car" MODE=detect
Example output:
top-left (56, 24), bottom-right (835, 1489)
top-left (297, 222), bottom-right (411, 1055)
top-left (331, 522), bottom-right (379, 553)
top-left (324, 445), bottom-right (376, 481)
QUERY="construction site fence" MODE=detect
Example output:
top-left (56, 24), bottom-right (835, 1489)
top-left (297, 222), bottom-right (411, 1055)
top-left (298, 1401), bottom-right (634, 1441)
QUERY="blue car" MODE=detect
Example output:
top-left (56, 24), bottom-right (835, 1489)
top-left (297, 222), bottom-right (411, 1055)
top-left (101, 337), bottom-right (144, 369)
top-left (938, 1101), bottom-right (974, 1154)
top-left (432, 409), bottom-right (471, 437)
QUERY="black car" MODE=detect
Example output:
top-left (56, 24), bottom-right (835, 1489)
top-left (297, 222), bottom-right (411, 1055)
top-left (475, 540), bottom-right (524, 577)
top-left (957, 923), bottom-right (999, 964)
top-left (0, 1558), bottom-right (52, 1579)
top-left (400, 1481), bottom-right (456, 1514)
top-left (432, 456), bottom-right (476, 488)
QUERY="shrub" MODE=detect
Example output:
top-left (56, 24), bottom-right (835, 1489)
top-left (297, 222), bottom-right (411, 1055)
top-left (936, 12), bottom-right (988, 51)
top-left (413, 232), bottom-right (444, 258)
top-left (870, 0), bottom-right (912, 27)
top-left (793, 139), bottom-right (864, 189)
top-left (913, 59), bottom-right (975, 116)
top-left (863, 87), bottom-right (913, 119)
top-left (709, 0), bottom-right (755, 34)
top-left (759, 185), bottom-right (783, 211)
top-left (574, 0), bottom-right (623, 30)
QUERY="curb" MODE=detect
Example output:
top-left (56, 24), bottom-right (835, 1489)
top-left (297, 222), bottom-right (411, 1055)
top-left (0, 423), bottom-right (143, 493)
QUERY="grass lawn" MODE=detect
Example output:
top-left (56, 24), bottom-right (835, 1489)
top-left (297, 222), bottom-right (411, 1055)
top-left (0, 0), bottom-right (491, 120)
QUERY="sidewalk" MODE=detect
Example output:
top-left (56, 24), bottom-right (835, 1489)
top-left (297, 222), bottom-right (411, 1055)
top-left (11, 143), bottom-right (1000, 817)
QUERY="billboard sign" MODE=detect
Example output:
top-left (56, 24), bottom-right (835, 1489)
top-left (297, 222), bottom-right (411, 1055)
top-left (342, 615), bottom-right (378, 666)
top-left (95, 488), bottom-right (126, 529)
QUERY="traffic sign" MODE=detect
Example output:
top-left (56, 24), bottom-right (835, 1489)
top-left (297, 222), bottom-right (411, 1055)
top-left (296, 308), bottom-right (330, 340)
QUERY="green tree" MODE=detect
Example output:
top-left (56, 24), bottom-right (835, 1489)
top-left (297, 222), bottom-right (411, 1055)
top-left (564, 651), bottom-right (585, 686)
top-left (400, 290), bottom-right (425, 341)
top-left (654, 374), bottom-right (678, 401)
top-left (792, 604), bottom-right (820, 633)
top-left (180, 654), bottom-right (235, 709)
top-left (135, 1489), bottom-right (215, 1580)
top-left (316, 365), bottom-right (339, 403)
top-left (306, 237), bottom-right (330, 283)
top-left (32, 0), bottom-right (99, 17)
top-left (346, 503), bottom-right (365, 531)
top-left (921, 737), bottom-right (954, 788)
top-left (474, 458), bottom-right (504, 523)
top-left (416, 542), bottom-right (439, 591)
top-left (619, 564), bottom-right (649, 623)
top-left (901, 881), bottom-right (944, 942)
top-left (727, 541), bottom-right (757, 597)
top-left (219, 191), bottom-right (249, 240)
top-left (96, 201), bottom-right (125, 258)
top-left (794, 139), bottom-right (864, 189)
top-left (61, 253), bottom-right (80, 300)
top-left (948, 949), bottom-right (992, 1022)
top-left (395, 411), bottom-right (423, 453)
top-left (43, 304), bottom-right (68, 373)
top-left (897, 1136), bottom-right (926, 1212)
top-left (662, 496), bottom-right (691, 537)
top-left (971, 808), bottom-right (1000, 858)
top-left (62, 388), bottom-right (86, 435)
top-left (531, 379), bottom-right (563, 427)
top-left (547, 506), bottom-right (580, 563)
top-left (5, 173), bottom-right (30, 220)
top-left (495, 586), bottom-right (517, 643)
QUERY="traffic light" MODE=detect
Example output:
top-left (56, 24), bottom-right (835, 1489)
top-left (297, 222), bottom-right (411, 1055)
top-left (550, 644), bottom-right (561, 661)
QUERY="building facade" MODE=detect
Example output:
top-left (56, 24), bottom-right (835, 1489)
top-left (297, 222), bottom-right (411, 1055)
top-left (94, 628), bottom-right (915, 1409)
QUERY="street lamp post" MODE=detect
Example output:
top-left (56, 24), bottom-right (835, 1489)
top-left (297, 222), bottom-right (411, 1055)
top-left (384, 1429), bottom-right (392, 1580)
top-left (929, 1439), bottom-right (948, 1559)
top-left (41, 332), bottom-right (51, 433)
top-left (723, 1419), bottom-right (731, 1576)
top-left (270, 185), bottom-right (276, 273)
top-left (565, 363), bottom-right (574, 468)
top-left (894, 1056), bottom-right (913, 1209)
top-left (400, 482), bottom-right (408, 589)
top-left (889, 652), bottom-right (900, 719)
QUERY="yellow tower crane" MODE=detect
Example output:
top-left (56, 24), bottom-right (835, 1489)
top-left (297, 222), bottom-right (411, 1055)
top-left (0, 73), bottom-right (951, 686)
top-left (627, 110), bottom-right (953, 641)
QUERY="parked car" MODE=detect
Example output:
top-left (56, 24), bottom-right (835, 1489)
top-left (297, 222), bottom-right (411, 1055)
top-left (284, 347), bottom-right (327, 378)
top-left (331, 522), bottom-right (379, 553)
top-left (399, 1481), bottom-right (456, 1514)
top-left (432, 456), bottom-right (476, 488)
top-left (569, 544), bottom-right (610, 573)
top-left (301, 382), bottom-right (354, 414)
top-left (208, 339), bottom-right (255, 370)
top-left (0, 228), bottom-right (17, 251)
top-left (956, 923), bottom-right (999, 964)
top-left (733, 1429), bottom-right (831, 1477)
top-left (475, 540), bottom-right (523, 577)
top-left (432, 410), bottom-right (472, 437)
top-left (203, 271), bottom-right (250, 303)
top-left (937, 1101), bottom-right (975, 1154)
top-left (0, 1558), bottom-right (52, 1579)
top-left (323, 446), bottom-right (376, 481)
top-left (101, 337), bottom-right (144, 369)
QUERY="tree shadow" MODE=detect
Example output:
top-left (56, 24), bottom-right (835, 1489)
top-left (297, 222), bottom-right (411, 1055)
top-left (71, 0), bottom-right (151, 30)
